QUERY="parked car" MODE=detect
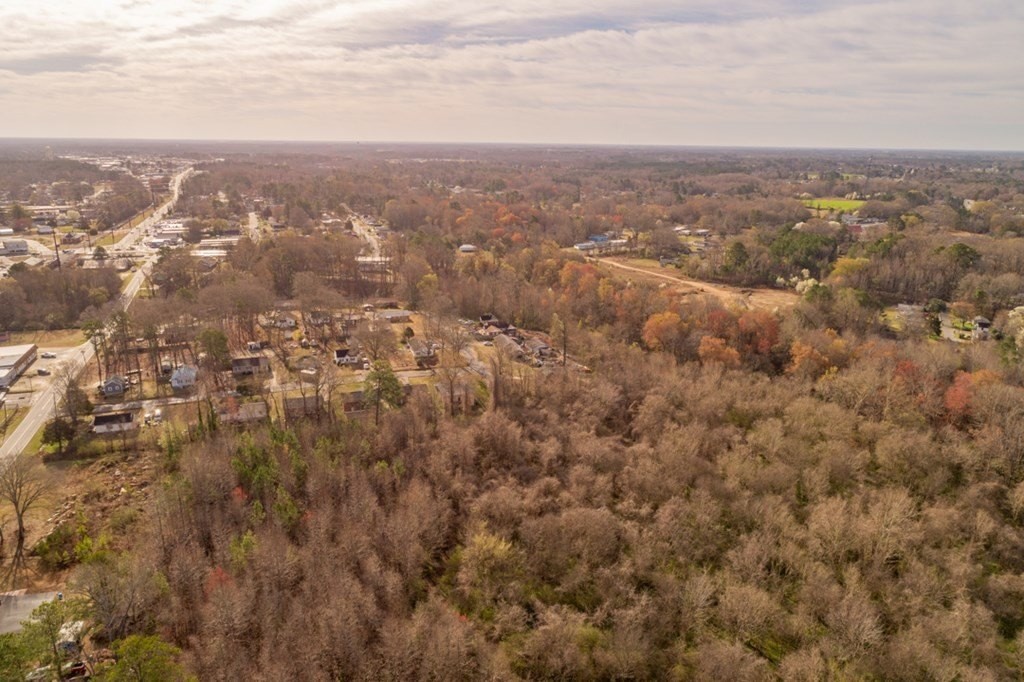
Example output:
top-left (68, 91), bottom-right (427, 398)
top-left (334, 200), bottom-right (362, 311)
top-left (36, 368), bottom-right (51, 376)
top-left (41, 351), bottom-right (57, 359)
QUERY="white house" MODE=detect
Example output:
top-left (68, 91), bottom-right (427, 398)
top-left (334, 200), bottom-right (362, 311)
top-left (171, 365), bottom-right (198, 390)
top-left (408, 338), bottom-right (434, 361)
top-left (333, 348), bottom-right (365, 367)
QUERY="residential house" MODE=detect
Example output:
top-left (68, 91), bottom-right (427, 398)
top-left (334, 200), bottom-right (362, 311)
top-left (231, 355), bottom-right (270, 377)
top-left (336, 312), bottom-right (364, 336)
top-left (92, 411), bottom-right (136, 434)
top-left (478, 325), bottom-right (504, 340)
top-left (0, 240), bottom-right (28, 256)
top-left (494, 334), bottom-right (524, 359)
top-left (170, 365), bottom-right (198, 390)
top-left (307, 311), bottom-right (331, 327)
top-left (407, 338), bottom-right (434, 362)
top-left (100, 375), bottom-right (129, 397)
top-left (434, 381), bottom-right (477, 415)
top-left (340, 388), bottom-right (366, 413)
top-left (973, 317), bottom-right (992, 341)
top-left (283, 394), bottom-right (322, 420)
top-left (333, 348), bottom-right (365, 367)
top-left (217, 397), bottom-right (268, 425)
top-left (524, 336), bottom-right (552, 358)
top-left (377, 309), bottom-right (413, 324)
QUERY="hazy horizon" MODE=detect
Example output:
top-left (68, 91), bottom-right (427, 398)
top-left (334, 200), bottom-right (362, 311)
top-left (2, 136), bottom-right (1022, 157)
top-left (1, 0), bottom-right (1022, 151)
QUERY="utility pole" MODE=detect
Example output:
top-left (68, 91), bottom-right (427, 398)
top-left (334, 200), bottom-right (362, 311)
top-left (51, 230), bottom-right (61, 270)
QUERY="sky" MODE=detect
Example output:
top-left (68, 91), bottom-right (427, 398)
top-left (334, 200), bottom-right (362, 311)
top-left (0, 0), bottom-right (1022, 150)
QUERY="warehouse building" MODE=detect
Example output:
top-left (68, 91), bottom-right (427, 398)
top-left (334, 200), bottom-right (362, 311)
top-left (0, 344), bottom-right (37, 388)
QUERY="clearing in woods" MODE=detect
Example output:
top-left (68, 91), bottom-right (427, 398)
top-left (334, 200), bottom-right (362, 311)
top-left (802, 197), bottom-right (866, 212)
top-left (596, 257), bottom-right (799, 310)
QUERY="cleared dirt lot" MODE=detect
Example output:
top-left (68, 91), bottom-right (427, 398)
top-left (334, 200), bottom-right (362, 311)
top-left (597, 257), bottom-right (799, 310)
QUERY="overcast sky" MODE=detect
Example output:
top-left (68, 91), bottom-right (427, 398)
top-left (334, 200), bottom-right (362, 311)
top-left (0, 0), bottom-right (1021, 150)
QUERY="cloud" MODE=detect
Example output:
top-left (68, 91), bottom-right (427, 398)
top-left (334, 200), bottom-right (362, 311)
top-left (0, 0), bottom-right (1021, 149)
top-left (0, 51), bottom-right (123, 75)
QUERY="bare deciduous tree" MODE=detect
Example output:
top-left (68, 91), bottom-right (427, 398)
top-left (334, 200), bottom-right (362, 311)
top-left (0, 454), bottom-right (48, 580)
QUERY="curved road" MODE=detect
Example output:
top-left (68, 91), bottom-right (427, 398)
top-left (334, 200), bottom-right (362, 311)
top-left (0, 168), bottom-right (193, 459)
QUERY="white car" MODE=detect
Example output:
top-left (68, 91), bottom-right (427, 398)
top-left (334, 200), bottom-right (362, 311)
top-left (41, 351), bottom-right (57, 359)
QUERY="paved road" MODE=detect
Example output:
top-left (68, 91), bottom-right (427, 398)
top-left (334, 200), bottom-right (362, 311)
top-left (247, 211), bottom-right (263, 243)
top-left (340, 204), bottom-right (382, 258)
top-left (352, 218), bottom-right (381, 258)
top-left (0, 591), bottom-right (57, 634)
top-left (0, 168), bottom-right (192, 460)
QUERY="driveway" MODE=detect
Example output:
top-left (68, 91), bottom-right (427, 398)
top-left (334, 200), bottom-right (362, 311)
top-left (0, 591), bottom-right (57, 634)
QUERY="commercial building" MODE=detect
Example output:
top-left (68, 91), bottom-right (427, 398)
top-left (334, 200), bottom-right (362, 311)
top-left (0, 240), bottom-right (29, 256)
top-left (0, 344), bottom-right (37, 388)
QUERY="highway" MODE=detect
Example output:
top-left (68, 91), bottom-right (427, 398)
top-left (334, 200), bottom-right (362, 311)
top-left (0, 168), bottom-right (193, 460)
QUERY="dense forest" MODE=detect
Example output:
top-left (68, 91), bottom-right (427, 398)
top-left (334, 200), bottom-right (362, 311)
top-left (58, 327), bottom-right (1024, 679)
top-left (0, 267), bottom-right (123, 331)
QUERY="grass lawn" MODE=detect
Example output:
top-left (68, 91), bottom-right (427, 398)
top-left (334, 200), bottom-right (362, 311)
top-left (7, 329), bottom-right (86, 348)
top-left (0, 407), bottom-right (27, 440)
top-left (881, 307), bottom-right (905, 332)
top-left (92, 231), bottom-right (128, 248)
top-left (802, 198), bottom-right (866, 212)
top-left (23, 420), bottom-right (47, 457)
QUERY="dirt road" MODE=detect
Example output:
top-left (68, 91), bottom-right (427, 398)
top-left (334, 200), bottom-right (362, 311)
top-left (595, 257), bottom-right (798, 310)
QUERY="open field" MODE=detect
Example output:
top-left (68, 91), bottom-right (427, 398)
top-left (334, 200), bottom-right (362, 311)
top-left (597, 257), bottom-right (799, 310)
top-left (6, 329), bottom-right (86, 348)
top-left (802, 198), bottom-right (865, 212)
